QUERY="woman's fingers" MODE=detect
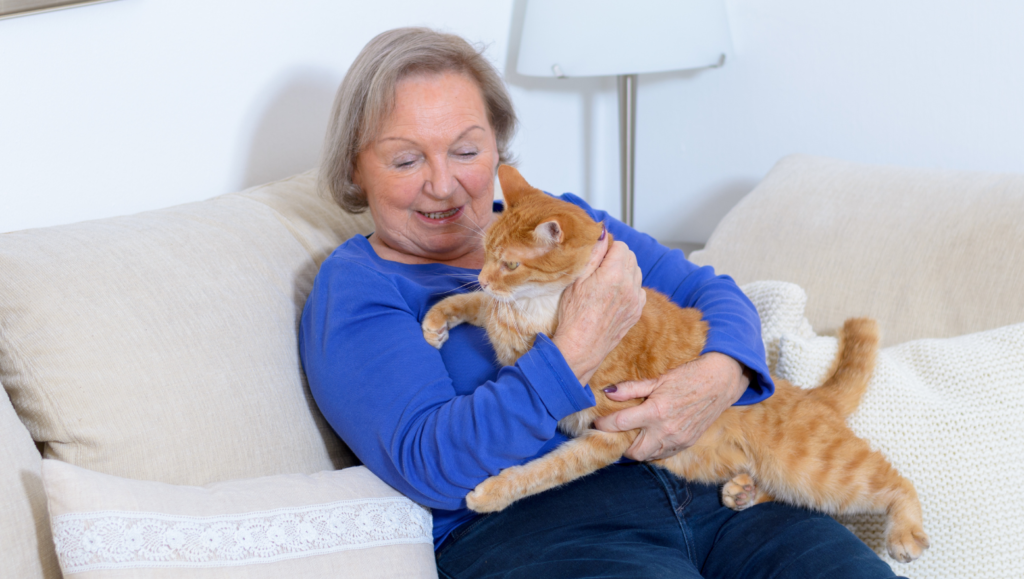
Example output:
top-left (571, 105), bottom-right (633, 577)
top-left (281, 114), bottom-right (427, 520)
top-left (592, 354), bottom-right (751, 461)
top-left (592, 399), bottom-right (675, 461)
top-left (577, 224), bottom-right (610, 281)
top-left (601, 378), bottom-right (657, 401)
top-left (592, 389), bottom-right (659, 433)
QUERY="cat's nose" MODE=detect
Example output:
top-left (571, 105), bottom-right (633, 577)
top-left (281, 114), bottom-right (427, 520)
top-left (479, 280), bottom-right (489, 290)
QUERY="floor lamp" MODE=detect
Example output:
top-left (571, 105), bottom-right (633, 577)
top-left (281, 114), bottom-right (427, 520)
top-left (516, 0), bottom-right (732, 227)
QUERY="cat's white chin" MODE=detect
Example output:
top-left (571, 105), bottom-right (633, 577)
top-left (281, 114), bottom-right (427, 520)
top-left (512, 288), bottom-right (562, 325)
top-left (482, 288), bottom-right (514, 301)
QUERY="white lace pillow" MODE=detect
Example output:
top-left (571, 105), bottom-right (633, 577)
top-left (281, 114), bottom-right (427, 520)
top-left (746, 281), bottom-right (1024, 579)
top-left (41, 460), bottom-right (437, 578)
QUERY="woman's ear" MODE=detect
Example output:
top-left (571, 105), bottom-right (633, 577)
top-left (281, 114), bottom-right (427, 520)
top-left (351, 159), bottom-right (362, 189)
top-left (534, 220), bottom-right (563, 245)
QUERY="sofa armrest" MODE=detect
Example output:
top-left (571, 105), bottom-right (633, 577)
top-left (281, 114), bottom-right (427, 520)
top-left (0, 386), bottom-right (60, 579)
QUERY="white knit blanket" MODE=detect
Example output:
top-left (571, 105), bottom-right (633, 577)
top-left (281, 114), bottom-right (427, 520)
top-left (742, 281), bottom-right (1024, 579)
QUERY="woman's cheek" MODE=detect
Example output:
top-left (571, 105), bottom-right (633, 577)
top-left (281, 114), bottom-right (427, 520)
top-left (463, 165), bottom-right (496, 199)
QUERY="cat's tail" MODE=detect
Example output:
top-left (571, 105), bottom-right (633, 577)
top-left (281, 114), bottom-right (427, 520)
top-left (807, 318), bottom-right (880, 418)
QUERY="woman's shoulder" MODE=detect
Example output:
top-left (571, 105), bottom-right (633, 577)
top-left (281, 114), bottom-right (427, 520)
top-left (314, 235), bottom-right (467, 319)
top-left (543, 191), bottom-right (595, 214)
top-left (326, 234), bottom-right (374, 264)
top-left (316, 235), bottom-right (397, 291)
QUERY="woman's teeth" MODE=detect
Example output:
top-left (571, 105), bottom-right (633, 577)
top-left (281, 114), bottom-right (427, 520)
top-left (421, 208), bottom-right (459, 219)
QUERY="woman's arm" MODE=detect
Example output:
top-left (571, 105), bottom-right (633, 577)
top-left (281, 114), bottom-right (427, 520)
top-left (558, 193), bottom-right (773, 460)
top-left (300, 258), bottom-right (594, 511)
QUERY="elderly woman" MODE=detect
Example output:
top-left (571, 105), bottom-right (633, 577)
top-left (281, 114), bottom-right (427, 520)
top-left (300, 28), bottom-right (898, 579)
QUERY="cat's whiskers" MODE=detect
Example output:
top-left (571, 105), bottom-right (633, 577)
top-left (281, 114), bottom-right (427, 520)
top-left (450, 221), bottom-right (487, 241)
top-left (436, 279), bottom-right (482, 296)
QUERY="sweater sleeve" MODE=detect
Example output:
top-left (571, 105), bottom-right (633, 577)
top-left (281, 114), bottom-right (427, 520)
top-left (560, 194), bottom-right (774, 403)
top-left (299, 258), bottom-right (595, 510)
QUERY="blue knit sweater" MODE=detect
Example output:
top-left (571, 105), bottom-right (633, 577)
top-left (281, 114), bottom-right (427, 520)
top-left (299, 193), bottom-right (773, 548)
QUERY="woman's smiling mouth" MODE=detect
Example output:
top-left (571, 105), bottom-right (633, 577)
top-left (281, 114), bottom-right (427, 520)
top-left (418, 207), bottom-right (462, 221)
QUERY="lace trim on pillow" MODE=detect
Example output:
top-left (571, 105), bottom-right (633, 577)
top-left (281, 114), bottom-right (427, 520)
top-left (51, 496), bottom-right (432, 573)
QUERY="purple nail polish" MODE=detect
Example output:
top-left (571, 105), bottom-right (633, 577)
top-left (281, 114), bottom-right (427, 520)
top-left (603, 385), bottom-right (616, 394)
top-left (599, 224), bottom-right (607, 241)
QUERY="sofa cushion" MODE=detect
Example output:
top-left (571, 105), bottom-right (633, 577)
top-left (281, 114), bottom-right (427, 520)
top-left (0, 170), bottom-right (374, 485)
top-left (692, 155), bottom-right (1024, 347)
top-left (744, 280), bottom-right (1024, 578)
top-left (43, 460), bottom-right (436, 578)
top-left (0, 387), bottom-right (61, 579)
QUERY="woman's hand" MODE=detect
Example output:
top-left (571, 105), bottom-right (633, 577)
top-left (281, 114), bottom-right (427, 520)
top-left (552, 231), bottom-right (646, 387)
top-left (593, 352), bottom-right (751, 461)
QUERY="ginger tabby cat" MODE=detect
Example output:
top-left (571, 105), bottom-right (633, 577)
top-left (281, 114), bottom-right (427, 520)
top-left (421, 165), bottom-right (929, 563)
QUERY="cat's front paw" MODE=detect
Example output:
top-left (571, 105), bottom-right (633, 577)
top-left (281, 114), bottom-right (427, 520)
top-left (466, 471), bottom-right (522, 513)
top-left (886, 524), bottom-right (930, 563)
top-left (421, 311), bottom-right (450, 349)
top-left (721, 473), bottom-right (760, 511)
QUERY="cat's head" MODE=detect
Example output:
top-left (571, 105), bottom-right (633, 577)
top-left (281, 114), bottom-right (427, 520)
top-left (478, 165), bottom-right (605, 301)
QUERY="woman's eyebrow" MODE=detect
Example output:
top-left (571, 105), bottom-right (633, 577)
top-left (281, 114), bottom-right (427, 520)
top-left (378, 125), bottom-right (486, 144)
top-left (455, 126), bottom-right (486, 140)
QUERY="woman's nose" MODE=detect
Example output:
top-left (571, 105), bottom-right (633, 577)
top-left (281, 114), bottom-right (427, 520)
top-left (424, 159), bottom-right (456, 199)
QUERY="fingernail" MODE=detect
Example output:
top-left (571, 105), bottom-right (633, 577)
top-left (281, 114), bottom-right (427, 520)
top-left (603, 385), bottom-right (616, 393)
top-left (599, 224), bottom-right (607, 241)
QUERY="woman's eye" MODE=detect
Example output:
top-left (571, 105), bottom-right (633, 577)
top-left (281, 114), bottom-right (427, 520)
top-left (505, 261), bottom-right (519, 271)
top-left (392, 155), bottom-right (418, 168)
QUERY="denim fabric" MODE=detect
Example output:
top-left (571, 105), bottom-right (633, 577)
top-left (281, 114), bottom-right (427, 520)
top-left (435, 463), bottom-right (900, 578)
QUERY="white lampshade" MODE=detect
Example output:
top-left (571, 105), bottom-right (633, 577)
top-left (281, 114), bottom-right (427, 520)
top-left (516, 0), bottom-right (732, 78)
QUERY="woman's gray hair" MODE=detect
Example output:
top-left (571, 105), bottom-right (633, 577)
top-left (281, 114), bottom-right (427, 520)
top-left (320, 27), bottom-right (518, 213)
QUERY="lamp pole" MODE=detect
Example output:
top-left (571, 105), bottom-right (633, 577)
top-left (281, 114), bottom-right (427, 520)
top-left (618, 74), bottom-right (637, 228)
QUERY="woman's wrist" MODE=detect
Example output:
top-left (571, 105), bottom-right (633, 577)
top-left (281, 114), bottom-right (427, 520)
top-left (702, 352), bottom-right (750, 403)
top-left (552, 331), bottom-right (601, 386)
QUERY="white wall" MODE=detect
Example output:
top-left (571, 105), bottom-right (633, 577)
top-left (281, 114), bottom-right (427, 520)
top-left (2, 0), bottom-right (1023, 243)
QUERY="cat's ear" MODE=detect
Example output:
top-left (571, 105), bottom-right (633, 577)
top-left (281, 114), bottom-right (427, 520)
top-left (533, 220), bottom-right (563, 245)
top-left (498, 164), bottom-right (539, 207)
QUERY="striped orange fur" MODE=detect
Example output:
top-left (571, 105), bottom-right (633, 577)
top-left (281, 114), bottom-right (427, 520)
top-left (421, 165), bottom-right (929, 563)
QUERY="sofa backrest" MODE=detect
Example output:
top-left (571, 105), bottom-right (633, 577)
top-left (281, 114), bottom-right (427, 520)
top-left (0, 170), bottom-right (373, 488)
top-left (690, 155), bottom-right (1024, 347)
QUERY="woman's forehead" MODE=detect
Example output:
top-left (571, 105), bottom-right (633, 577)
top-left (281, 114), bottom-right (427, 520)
top-left (372, 71), bottom-right (491, 142)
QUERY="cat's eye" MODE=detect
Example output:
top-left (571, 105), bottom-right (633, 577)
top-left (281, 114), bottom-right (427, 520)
top-left (504, 261), bottom-right (520, 271)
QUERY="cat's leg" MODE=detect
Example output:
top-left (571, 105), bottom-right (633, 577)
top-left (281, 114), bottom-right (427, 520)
top-left (421, 292), bottom-right (490, 349)
top-left (879, 477), bottom-right (930, 563)
top-left (752, 439), bottom-right (930, 563)
top-left (720, 473), bottom-right (773, 511)
top-left (466, 429), bottom-right (635, 513)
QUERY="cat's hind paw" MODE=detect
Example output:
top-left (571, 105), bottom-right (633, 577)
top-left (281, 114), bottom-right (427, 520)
top-left (886, 525), bottom-right (930, 563)
top-left (421, 313), bottom-right (449, 349)
top-left (721, 473), bottom-right (763, 511)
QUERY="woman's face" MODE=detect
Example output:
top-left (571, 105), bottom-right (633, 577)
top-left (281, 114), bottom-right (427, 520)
top-left (354, 71), bottom-right (499, 266)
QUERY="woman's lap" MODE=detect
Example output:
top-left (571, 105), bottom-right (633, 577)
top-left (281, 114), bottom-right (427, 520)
top-left (435, 463), bottom-right (899, 579)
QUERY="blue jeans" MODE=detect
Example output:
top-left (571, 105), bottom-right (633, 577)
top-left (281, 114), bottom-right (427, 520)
top-left (436, 462), bottom-right (899, 578)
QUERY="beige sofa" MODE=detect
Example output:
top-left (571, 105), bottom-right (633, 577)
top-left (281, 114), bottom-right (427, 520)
top-left (2, 155), bottom-right (1022, 578)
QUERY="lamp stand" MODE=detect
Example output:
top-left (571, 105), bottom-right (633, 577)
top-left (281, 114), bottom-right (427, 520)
top-left (617, 74), bottom-right (637, 227)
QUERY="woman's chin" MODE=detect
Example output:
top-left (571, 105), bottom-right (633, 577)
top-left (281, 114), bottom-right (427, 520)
top-left (410, 236), bottom-right (481, 263)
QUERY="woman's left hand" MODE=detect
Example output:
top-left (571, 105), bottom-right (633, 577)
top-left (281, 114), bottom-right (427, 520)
top-left (592, 352), bottom-right (751, 461)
